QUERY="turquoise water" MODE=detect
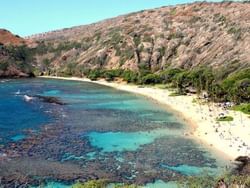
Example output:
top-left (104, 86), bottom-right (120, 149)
top-left (33, 182), bottom-right (71, 188)
top-left (10, 134), bottom-right (26, 141)
top-left (35, 180), bottom-right (179, 188)
top-left (160, 164), bottom-right (217, 176)
top-left (145, 180), bottom-right (178, 188)
top-left (87, 129), bottom-right (176, 152)
top-left (35, 180), bottom-right (178, 188)
top-left (0, 78), bottom-right (229, 187)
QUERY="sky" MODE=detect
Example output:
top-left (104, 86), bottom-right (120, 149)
top-left (1, 0), bottom-right (207, 37)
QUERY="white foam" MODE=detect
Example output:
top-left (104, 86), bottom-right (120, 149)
top-left (24, 95), bottom-right (33, 102)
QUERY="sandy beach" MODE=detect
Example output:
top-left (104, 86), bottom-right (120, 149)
top-left (41, 76), bottom-right (250, 160)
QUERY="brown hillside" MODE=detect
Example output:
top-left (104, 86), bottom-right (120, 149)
top-left (0, 29), bottom-right (26, 46)
top-left (28, 2), bottom-right (250, 74)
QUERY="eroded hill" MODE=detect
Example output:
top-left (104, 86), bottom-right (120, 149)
top-left (29, 2), bottom-right (250, 76)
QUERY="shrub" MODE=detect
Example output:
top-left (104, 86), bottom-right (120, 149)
top-left (133, 34), bottom-right (141, 47)
top-left (179, 174), bottom-right (250, 188)
top-left (216, 116), bottom-right (234, 122)
top-left (72, 180), bottom-right (107, 188)
top-left (169, 8), bottom-right (176, 15)
top-left (122, 70), bottom-right (139, 83)
top-left (169, 91), bottom-right (186, 96)
top-left (158, 46), bottom-right (166, 57)
top-left (87, 69), bottom-right (103, 81)
top-left (227, 26), bottom-right (242, 40)
top-left (103, 69), bottom-right (123, 81)
top-left (160, 68), bottom-right (184, 83)
top-left (221, 68), bottom-right (250, 103)
top-left (231, 103), bottom-right (250, 115)
top-left (140, 74), bottom-right (161, 85)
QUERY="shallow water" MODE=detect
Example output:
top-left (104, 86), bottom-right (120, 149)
top-left (87, 129), bottom-right (180, 152)
top-left (0, 78), bottom-right (231, 187)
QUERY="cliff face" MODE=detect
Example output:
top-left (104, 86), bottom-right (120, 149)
top-left (29, 2), bottom-right (250, 75)
top-left (0, 30), bottom-right (34, 78)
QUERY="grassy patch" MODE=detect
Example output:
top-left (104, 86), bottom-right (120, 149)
top-left (154, 84), bottom-right (168, 89)
top-left (216, 116), bottom-right (234, 122)
top-left (192, 99), bottom-right (197, 103)
top-left (231, 103), bottom-right (250, 115)
top-left (72, 180), bottom-right (139, 188)
top-left (72, 180), bottom-right (107, 188)
top-left (179, 174), bottom-right (250, 188)
top-left (169, 92), bottom-right (186, 97)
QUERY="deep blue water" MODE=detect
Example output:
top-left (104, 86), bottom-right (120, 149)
top-left (0, 78), bottom-right (230, 187)
top-left (0, 79), bottom-right (52, 144)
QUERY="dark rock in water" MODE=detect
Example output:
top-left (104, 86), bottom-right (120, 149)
top-left (35, 95), bottom-right (66, 105)
top-left (28, 72), bottom-right (35, 78)
top-left (235, 156), bottom-right (250, 175)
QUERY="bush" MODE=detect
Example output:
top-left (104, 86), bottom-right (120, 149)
top-left (87, 69), bottom-right (103, 81)
top-left (169, 91), bottom-right (186, 96)
top-left (221, 68), bottom-right (250, 90)
top-left (231, 103), bottom-right (250, 115)
top-left (103, 69), bottom-right (123, 81)
top-left (160, 68), bottom-right (184, 83)
top-left (179, 174), bottom-right (250, 188)
top-left (216, 116), bottom-right (234, 122)
top-left (72, 180), bottom-right (107, 188)
top-left (221, 68), bottom-right (250, 103)
top-left (140, 74), bottom-right (161, 85)
top-left (172, 70), bottom-right (190, 93)
top-left (121, 70), bottom-right (139, 83)
top-left (227, 26), bottom-right (242, 40)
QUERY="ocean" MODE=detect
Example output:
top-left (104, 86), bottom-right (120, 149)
top-left (0, 78), bottom-right (230, 187)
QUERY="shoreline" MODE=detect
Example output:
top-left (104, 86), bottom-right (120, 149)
top-left (40, 76), bottom-right (250, 161)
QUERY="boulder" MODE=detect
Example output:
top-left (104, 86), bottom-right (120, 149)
top-left (35, 95), bottom-right (66, 105)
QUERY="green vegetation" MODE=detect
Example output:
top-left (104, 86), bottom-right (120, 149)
top-left (120, 47), bottom-right (134, 63)
top-left (169, 91), bottom-right (186, 96)
top-left (72, 180), bottom-right (139, 188)
top-left (34, 40), bottom-right (86, 56)
top-left (168, 31), bottom-right (184, 39)
top-left (219, 68), bottom-right (250, 103)
top-left (56, 174), bottom-right (250, 188)
top-left (231, 103), bottom-right (250, 114)
top-left (227, 26), bottom-right (242, 40)
top-left (213, 13), bottom-right (227, 24)
top-left (122, 70), bottom-right (139, 83)
top-left (114, 185), bottom-right (139, 188)
top-left (216, 116), bottom-right (234, 122)
top-left (0, 45), bottom-right (35, 77)
top-left (140, 74), bottom-right (161, 85)
top-left (170, 8), bottom-right (177, 15)
top-left (3, 40), bottom-right (248, 107)
top-left (160, 68), bottom-right (183, 84)
top-left (189, 16), bottom-right (201, 24)
top-left (133, 34), bottom-right (141, 47)
top-left (72, 180), bottom-right (107, 188)
top-left (66, 66), bottom-right (249, 106)
top-left (179, 173), bottom-right (250, 188)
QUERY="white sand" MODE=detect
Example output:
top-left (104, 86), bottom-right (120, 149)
top-left (41, 76), bottom-right (250, 160)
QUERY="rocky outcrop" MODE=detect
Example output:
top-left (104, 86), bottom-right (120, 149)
top-left (235, 156), bottom-right (250, 175)
top-left (35, 95), bottom-right (66, 105)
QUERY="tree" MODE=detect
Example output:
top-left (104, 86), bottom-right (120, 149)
top-left (140, 74), bottom-right (161, 85)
